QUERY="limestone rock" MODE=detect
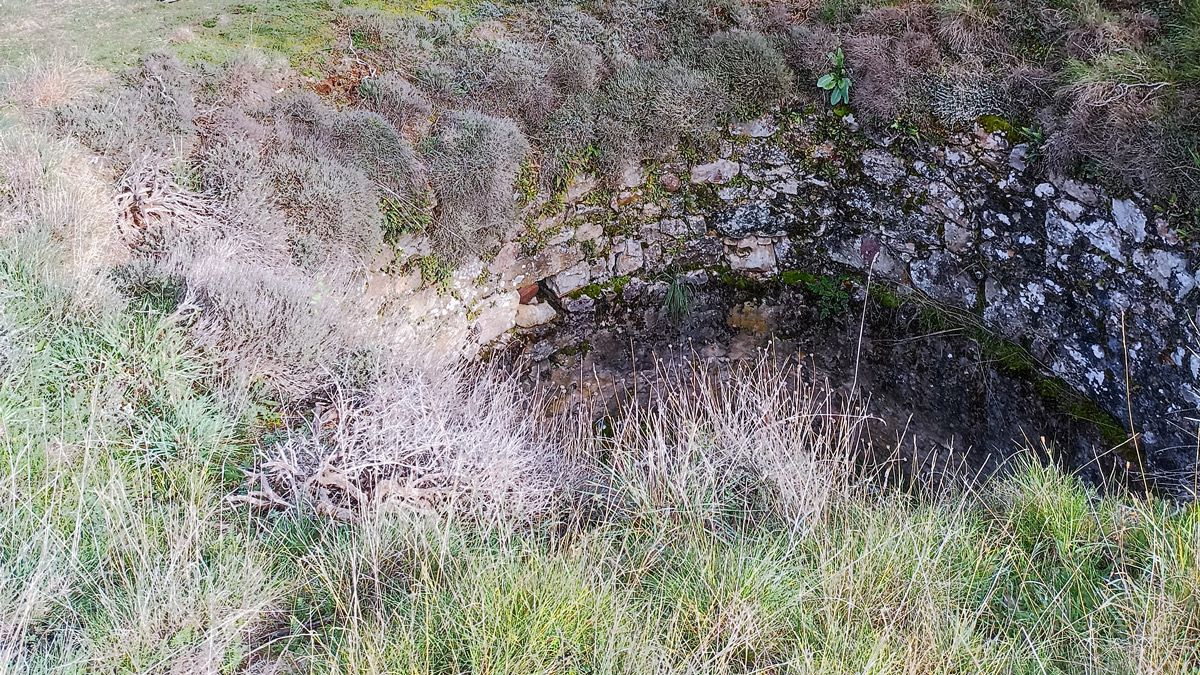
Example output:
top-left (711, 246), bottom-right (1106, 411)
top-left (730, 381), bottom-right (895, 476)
top-left (861, 150), bottom-right (906, 185)
top-left (1111, 198), bottom-right (1147, 243)
top-left (725, 237), bottom-right (777, 274)
top-left (690, 158), bottom-right (739, 185)
top-left (546, 262), bottom-right (591, 297)
top-left (516, 301), bottom-right (558, 328)
top-left (612, 239), bottom-right (645, 274)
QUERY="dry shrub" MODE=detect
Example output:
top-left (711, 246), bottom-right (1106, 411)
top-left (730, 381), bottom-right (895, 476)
top-left (114, 157), bottom-right (215, 256)
top-left (0, 128), bottom-right (123, 311)
top-left (935, 0), bottom-right (1003, 55)
top-left (422, 110), bottom-right (530, 259)
top-left (335, 110), bottom-right (426, 194)
top-left (243, 360), bottom-right (573, 522)
top-left (593, 61), bottom-right (726, 170)
top-left (1044, 88), bottom-right (1172, 197)
top-left (701, 29), bottom-right (794, 119)
top-left (199, 50), bottom-right (292, 113)
top-left (270, 92), bottom-right (426, 247)
top-left (269, 148), bottom-right (383, 270)
top-left (1, 55), bottom-right (103, 116)
top-left (782, 23), bottom-right (840, 78)
top-left (591, 357), bottom-right (868, 526)
top-left (655, 0), bottom-right (754, 59)
top-left (445, 39), bottom-right (556, 128)
top-left (536, 93), bottom-right (598, 188)
top-left (843, 30), bottom-right (944, 125)
top-left (170, 252), bottom-right (361, 398)
top-left (358, 72), bottom-right (434, 136)
top-left (547, 39), bottom-right (606, 100)
top-left (54, 52), bottom-right (198, 161)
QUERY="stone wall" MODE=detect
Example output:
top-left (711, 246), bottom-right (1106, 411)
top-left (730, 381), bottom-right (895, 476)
top-left (372, 109), bottom-right (1199, 493)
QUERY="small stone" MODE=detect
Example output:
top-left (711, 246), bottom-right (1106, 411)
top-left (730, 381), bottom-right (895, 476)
top-left (1008, 144), bottom-right (1030, 172)
top-left (612, 239), bottom-right (645, 275)
top-left (1055, 198), bottom-right (1086, 222)
top-left (516, 301), bottom-right (557, 328)
top-left (545, 262), bottom-right (591, 297)
top-left (565, 173), bottom-right (598, 203)
top-left (944, 147), bottom-right (974, 167)
top-left (574, 220), bottom-right (603, 242)
top-left (1034, 183), bottom-right (1056, 199)
top-left (1055, 176), bottom-right (1100, 205)
top-left (690, 158), bottom-right (740, 185)
top-left (730, 117), bottom-right (778, 138)
top-left (518, 283), bottom-right (539, 304)
top-left (943, 222), bottom-right (973, 253)
top-left (617, 160), bottom-right (643, 188)
top-left (774, 178), bottom-right (800, 195)
top-left (1111, 198), bottom-right (1147, 243)
top-left (659, 173), bottom-right (681, 192)
top-left (725, 237), bottom-right (777, 273)
top-left (471, 291), bottom-right (519, 344)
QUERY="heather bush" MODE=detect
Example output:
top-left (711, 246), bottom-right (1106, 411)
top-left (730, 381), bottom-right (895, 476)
top-left (176, 255), bottom-right (359, 398)
top-left (536, 93), bottom-right (599, 188)
top-left (700, 29), bottom-right (794, 119)
top-left (331, 109), bottom-right (426, 201)
top-left (54, 52), bottom-right (198, 161)
top-left (358, 72), bottom-right (434, 135)
top-left (593, 60), bottom-right (726, 170)
top-left (269, 148), bottom-right (384, 270)
top-left (421, 110), bottom-right (530, 259)
top-left (782, 23), bottom-right (841, 79)
top-left (443, 39), bottom-right (557, 128)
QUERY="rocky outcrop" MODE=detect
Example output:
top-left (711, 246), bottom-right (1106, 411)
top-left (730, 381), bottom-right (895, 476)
top-left (372, 109), bottom-right (1199, 493)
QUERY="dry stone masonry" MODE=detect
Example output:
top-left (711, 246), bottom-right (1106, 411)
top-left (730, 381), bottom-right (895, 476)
top-left (372, 109), bottom-right (1199, 493)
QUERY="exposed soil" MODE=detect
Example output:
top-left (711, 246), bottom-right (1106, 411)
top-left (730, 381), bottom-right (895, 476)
top-left (507, 275), bottom-right (1131, 491)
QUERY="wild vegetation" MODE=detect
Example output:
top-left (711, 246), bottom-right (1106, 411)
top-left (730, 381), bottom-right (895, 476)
top-left (1, 0), bottom-right (1199, 671)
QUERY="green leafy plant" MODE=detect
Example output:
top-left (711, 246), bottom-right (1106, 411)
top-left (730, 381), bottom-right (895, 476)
top-left (889, 117), bottom-right (921, 145)
top-left (817, 48), bottom-right (852, 106)
top-left (806, 274), bottom-right (851, 320)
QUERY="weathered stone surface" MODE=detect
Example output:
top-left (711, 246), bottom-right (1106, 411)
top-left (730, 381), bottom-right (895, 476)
top-left (730, 117), bottom-right (778, 138)
top-left (516, 301), bottom-right (557, 328)
top-left (725, 236), bottom-right (778, 273)
top-left (470, 291), bottom-right (519, 346)
top-left (1112, 198), bottom-right (1148, 243)
top-left (861, 150), bottom-right (906, 185)
top-left (612, 239), bottom-right (645, 275)
top-left (690, 158), bottom-right (739, 184)
top-left (546, 262), bottom-right (591, 297)
top-left (416, 108), bottom-right (1198, 492)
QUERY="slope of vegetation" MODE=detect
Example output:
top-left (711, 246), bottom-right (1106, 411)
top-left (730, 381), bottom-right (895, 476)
top-left (1, 259), bottom-right (1198, 671)
top-left (2, 0), bottom-right (1199, 672)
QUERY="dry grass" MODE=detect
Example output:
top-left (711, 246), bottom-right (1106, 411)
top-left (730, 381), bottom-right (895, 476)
top-left (0, 127), bottom-right (124, 312)
top-left (1, 3), bottom-right (1199, 670)
top-left (246, 359), bottom-right (573, 522)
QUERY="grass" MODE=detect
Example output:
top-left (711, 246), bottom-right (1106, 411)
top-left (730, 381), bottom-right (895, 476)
top-left (1, 249), bottom-right (1198, 672)
top-left (2, 0), bottom-right (1200, 671)
top-left (0, 0), bottom-right (476, 73)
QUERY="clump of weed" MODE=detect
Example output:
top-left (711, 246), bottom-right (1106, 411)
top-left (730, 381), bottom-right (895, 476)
top-left (701, 29), bottom-right (794, 119)
top-left (422, 110), bottom-right (531, 260)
